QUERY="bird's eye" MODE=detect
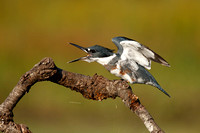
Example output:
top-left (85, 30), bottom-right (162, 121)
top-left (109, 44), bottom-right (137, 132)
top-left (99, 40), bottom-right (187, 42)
top-left (90, 49), bottom-right (96, 53)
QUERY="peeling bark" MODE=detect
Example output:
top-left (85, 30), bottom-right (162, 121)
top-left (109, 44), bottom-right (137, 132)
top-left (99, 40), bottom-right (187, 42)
top-left (0, 57), bottom-right (164, 133)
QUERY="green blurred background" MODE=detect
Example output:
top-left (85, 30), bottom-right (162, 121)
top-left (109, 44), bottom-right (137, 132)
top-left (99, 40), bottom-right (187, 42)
top-left (0, 0), bottom-right (200, 133)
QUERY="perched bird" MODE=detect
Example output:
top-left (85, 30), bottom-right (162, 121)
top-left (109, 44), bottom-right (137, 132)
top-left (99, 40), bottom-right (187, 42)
top-left (68, 36), bottom-right (170, 97)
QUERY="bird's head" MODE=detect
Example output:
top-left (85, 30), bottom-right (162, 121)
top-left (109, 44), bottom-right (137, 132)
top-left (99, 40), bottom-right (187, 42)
top-left (68, 43), bottom-right (114, 63)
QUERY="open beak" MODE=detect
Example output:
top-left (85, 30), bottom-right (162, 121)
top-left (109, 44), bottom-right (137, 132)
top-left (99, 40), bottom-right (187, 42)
top-left (67, 57), bottom-right (87, 63)
top-left (67, 43), bottom-right (89, 63)
top-left (69, 43), bottom-right (88, 53)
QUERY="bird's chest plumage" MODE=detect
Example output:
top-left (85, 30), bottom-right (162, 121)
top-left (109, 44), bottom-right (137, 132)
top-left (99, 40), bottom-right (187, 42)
top-left (104, 61), bottom-right (136, 83)
top-left (96, 54), bottom-right (139, 83)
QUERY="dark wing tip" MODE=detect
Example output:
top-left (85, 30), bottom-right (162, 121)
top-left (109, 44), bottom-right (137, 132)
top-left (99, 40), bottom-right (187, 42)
top-left (163, 63), bottom-right (171, 67)
top-left (152, 53), bottom-right (171, 67)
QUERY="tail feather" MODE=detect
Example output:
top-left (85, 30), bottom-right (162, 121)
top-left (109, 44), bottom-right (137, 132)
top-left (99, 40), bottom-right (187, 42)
top-left (135, 64), bottom-right (170, 97)
top-left (148, 82), bottom-right (171, 97)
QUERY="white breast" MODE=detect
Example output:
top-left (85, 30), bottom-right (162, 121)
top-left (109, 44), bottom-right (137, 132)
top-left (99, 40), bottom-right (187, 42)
top-left (110, 61), bottom-right (135, 83)
top-left (110, 63), bottom-right (121, 76)
top-left (94, 54), bottom-right (117, 65)
top-left (121, 73), bottom-right (134, 83)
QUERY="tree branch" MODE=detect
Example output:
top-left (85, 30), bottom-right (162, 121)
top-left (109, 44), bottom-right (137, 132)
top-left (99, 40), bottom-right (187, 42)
top-left (0, 57), bottom-right (164, 133)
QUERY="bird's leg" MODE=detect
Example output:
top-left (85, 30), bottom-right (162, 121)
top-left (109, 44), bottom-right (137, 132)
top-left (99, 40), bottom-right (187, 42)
top-left (120, 78), bottom-right (130, 83)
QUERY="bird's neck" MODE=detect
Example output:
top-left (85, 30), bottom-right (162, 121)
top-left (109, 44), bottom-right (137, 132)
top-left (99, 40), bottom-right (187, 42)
top-left (95, 54), bottom-right (117, 65)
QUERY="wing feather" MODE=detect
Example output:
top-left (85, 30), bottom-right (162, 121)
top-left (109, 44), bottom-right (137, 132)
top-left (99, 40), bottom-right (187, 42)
top-left (119, 40), bottom-right (170, 69)
top-left (139, 45), bottom-right (170, 67)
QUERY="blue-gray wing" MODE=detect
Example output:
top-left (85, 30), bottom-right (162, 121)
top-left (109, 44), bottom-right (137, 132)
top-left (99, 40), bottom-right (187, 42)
top-left (112, 37), bottom-right (170, 70)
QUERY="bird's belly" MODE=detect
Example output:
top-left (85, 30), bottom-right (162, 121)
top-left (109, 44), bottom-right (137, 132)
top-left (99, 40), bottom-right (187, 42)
top-left (110, 67), bottom-right (134, 83)
top-left (121, 73), bottom-right (134, 83)
top-left (110, 67), bottom-right (121, 77)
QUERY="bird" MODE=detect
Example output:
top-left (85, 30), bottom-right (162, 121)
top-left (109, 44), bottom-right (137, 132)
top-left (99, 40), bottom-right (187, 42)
top-left (68, 36), bottom-right (171, 97)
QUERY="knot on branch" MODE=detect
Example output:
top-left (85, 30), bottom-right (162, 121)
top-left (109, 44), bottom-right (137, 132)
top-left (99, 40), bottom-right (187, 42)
top-left (29, 57), bottom-right (57, 81)
top-left (0, 110), bottom-right (13, 125)
top-left (22, 57), bottom-right (57, 82)
top-left (128, 94), bottom-right (140, 111)
top-left (85, 74), bottom-right (110, 101)
top-left (81, 74), bottom-right (132, 101)
top-left (68, 73), bottom-right (112, 101)
top-left (19, 57), bottom-right (58, 92)
top-left (3, 123), bottom-right (31, 133)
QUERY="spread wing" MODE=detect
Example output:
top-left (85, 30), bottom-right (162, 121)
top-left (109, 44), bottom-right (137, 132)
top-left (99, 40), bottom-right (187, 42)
top-left (112, 37), bottom-right (170, 70)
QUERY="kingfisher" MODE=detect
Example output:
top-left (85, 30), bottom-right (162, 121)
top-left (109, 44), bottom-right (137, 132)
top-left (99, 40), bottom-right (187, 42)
top-left (68, 36), bottom-right (170, 97)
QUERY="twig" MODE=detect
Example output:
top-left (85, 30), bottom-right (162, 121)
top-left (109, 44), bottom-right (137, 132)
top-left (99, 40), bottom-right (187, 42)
top-left (0, 57), bottom-right (164, 133)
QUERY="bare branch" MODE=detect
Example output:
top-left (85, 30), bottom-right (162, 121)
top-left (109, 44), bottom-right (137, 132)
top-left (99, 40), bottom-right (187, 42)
top-left (0, 57), bottom-right (164, 133)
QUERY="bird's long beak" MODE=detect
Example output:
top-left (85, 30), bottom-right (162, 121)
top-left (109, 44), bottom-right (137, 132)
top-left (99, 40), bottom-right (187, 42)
top-left (67, 43), bottom-right (89, 63)
top-left (69, 43), bottom-right (88, 53)
top-left (67, 57), bottom-right (87, 63)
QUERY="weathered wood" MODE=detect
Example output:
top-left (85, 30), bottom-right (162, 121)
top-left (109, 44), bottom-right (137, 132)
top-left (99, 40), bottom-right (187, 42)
top-left (0, 57), bottom-right (164, 133)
